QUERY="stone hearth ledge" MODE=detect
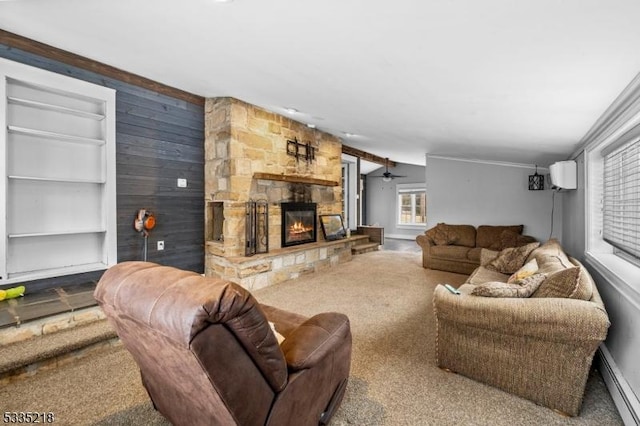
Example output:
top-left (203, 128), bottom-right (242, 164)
top-left (205, 236), bottom-right (369, 291)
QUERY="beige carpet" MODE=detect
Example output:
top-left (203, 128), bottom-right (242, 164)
top-left (0, 251), bottom-right (622, 425)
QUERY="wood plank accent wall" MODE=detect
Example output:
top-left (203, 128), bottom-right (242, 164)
top-left (0, 39), bottom-right (205, 293)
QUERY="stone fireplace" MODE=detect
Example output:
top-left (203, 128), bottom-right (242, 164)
top-left (204, 98), bottom-right (358, 290)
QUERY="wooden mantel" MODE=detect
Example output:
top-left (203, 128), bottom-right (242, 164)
top-left (253, 172), bottom-right (339, 187)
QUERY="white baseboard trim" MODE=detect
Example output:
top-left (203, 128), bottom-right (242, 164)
top-left (385, 233), bottom-right (418, 240)
top-left (598, 345), bottom-right (640, 425)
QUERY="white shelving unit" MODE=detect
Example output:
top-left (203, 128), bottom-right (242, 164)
top-left (0, 58), bottom-right (117, 284)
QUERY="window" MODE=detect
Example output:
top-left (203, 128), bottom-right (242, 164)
top-left (397, 184), bottom-right (426, 226)
top-left (603, 136), bottom-right (640, 265)
top-left (0, 58), bottom-right (117, 284)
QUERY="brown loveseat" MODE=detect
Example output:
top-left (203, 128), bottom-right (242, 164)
top-left (416, 223), bottom-right (536, 274)
top-left (433, 239), bottom-right (610, 416)
top-left (94, 261), bottom-right (352, 426)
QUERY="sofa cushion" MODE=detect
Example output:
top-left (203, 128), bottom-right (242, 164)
top-left (527, 238), bottom-right (569, 265)
top-left (466, 266), bottom-right (510, 285)
top-left (430, 245), bottom-right (472, 260)
top-left (532, 266), bottom-right (593, 300)
top-left (444, 224), bottom-right (477, 248)
top-left (467, 247), bottom-right (482, 263)
top-left (471, 273), bottom-right (547, 298)
top-left (485, 242), bottom-right (540, 274)
top-left (425, 223), bottom-right (476, 247)
top-left (507, 258), bottom-right (538, 283)
top-left (476, 225), bottom-right (524, 250)
top-left (425, 224), bottom-right (450, 245)
top-left (500, 230), bottom-right (538, 250)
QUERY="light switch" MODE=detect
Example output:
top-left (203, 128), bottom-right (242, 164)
top-left (177, 178), bottom-right (187, 188)
top-left (157, 241), bottom-right (165, 251)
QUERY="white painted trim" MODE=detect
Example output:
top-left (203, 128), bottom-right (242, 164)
top-left (426, 154), bottom-right (548, 171)
top-left (598, 345), bottom-right (640, 426)
top-left (0, 74), bottom-right (7, 280)
top-left (585, 253), bottom-right (640, 313)
top-left (574, 71), bottom-right (640, 159)
top-left (0, 58), bottom-right (117, 282)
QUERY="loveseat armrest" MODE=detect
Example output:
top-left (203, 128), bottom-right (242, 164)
top-left (416, 233), bottom-right (433, 250)
top-left (433, 285), bottom-right (610, 342)
top-left (280, 312), bottom-right (351, 372)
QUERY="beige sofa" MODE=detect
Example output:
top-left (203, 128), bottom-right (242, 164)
top-left (416, 223), bottom-right (536, 274)
top-left (433, 239), bottom-right (610, 416)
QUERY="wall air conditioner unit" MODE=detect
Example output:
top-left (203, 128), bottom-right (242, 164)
top-left (549, 160), bottom-right (577, 190)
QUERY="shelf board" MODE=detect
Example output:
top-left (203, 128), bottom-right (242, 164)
top-left (253, 172), bottom-right (339, 187)
top-left (8, 175), bottom-right (105, 184)
top-left (3, 262), bottom-right (108, 284)
top-left (7, 125), bottom-right (105, 146)
top-left (7, 96), bottom-right (105, 120)
top-left (8, 229), bottom-right (106, 239)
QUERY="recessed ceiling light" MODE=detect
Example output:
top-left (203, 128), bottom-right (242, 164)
top-left (344, 132), bottom-right (355, 137)
top-left (214, 0), bottom-right (234, 3)
top-left (285, 107), bottom-right (298, 114)
top-left (307, 123), bottom-right (316, 129)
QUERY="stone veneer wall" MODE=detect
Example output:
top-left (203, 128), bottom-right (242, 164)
top-left (205, 97), bottom-right (343, 258)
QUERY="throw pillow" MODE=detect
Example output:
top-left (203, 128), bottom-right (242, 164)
top-left (425, 223), bottom-right (459, 246)
top-left (500, 230), bottom-right (538, 250)
top-left (507, 258), bottom-right (538, 283)
top-left (532, 266), bottom-right (593, 300)
top-left (471, 273), bottom-right (547, 298)
top-left (479, 248), bottom-right (499, 266)
top-left (485, 242), bottom-right (541, 275)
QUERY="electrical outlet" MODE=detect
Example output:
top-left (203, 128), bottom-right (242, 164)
top-left (177, 178), bottom-right (187, 188)
top-left (157, 241), bottom-right (165, 251)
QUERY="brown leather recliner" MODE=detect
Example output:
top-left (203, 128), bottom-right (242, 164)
top-left (94, 261), bottom-right (352, 426)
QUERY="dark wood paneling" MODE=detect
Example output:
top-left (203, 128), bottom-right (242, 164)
top-left (0, 29), bottom-right (204, 106)
top-left (0, 40), bottom-right (205, 293)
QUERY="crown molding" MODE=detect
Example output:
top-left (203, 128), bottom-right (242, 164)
top-left (425, 154), bottom-right (547, 171)
top-left (573, 72), bottom-right (640, 157)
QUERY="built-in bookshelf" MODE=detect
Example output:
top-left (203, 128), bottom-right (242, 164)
top-left (0, 58), bottom-right (116, 283)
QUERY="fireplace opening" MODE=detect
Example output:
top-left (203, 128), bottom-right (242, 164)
top-left (281, 202), bottom-right (317, 247)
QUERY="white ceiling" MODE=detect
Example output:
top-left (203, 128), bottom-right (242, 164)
top-left (2, 0), bottom-right (640, 168)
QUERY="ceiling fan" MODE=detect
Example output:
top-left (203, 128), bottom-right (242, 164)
top-left (370, 158), bottom-right (406, 182)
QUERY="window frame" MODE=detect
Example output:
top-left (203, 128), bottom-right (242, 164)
top-left (601, 135), bottom-right (640, 266)
top-left (396, 183), bottom-right (426, 228)
top-left (585, 119), bottom-right (640, 302)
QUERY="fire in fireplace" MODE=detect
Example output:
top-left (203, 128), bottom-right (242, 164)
top-left (281, 202), bottom-right (317, 247)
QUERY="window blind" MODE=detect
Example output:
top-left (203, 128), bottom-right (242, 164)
top-left (603, 136), bottom-right (640, 261)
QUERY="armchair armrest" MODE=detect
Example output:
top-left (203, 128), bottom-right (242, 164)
top-left (433, 285), bottom-right (610, 342)
top-left (280, 312), bottom-right (350, 371)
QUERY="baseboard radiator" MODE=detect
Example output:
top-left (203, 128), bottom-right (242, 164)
top-left (598, 345), bottom-right (640, 425)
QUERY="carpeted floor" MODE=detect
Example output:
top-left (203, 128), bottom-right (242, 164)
top-left (0, 251), bottom-right (622, 425)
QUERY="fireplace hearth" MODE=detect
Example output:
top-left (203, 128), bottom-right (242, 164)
top-left (281, 202), bottom-right (317, 247)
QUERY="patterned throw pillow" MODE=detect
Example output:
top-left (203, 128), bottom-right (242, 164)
top-left (479, 248), bottom-right (499, 266)
top-left (471, 273), bottom-right (547, 298)
top-left (532, 266), bottom-right (593, 300)
top-left (485, 242), bottom-right (540, 275)
top-left (507, 258), bottom-right (538, 283)
top-left (425, 223), bottom-right (458, 246)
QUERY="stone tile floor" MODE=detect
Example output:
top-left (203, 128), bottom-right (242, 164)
top-left (0, 282), bottom-right (97, 329)
top-left (381, 238), bottom-right (420, 252)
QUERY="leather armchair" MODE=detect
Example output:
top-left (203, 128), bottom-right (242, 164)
top-left (94, 261), bottom-right (352, 426)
